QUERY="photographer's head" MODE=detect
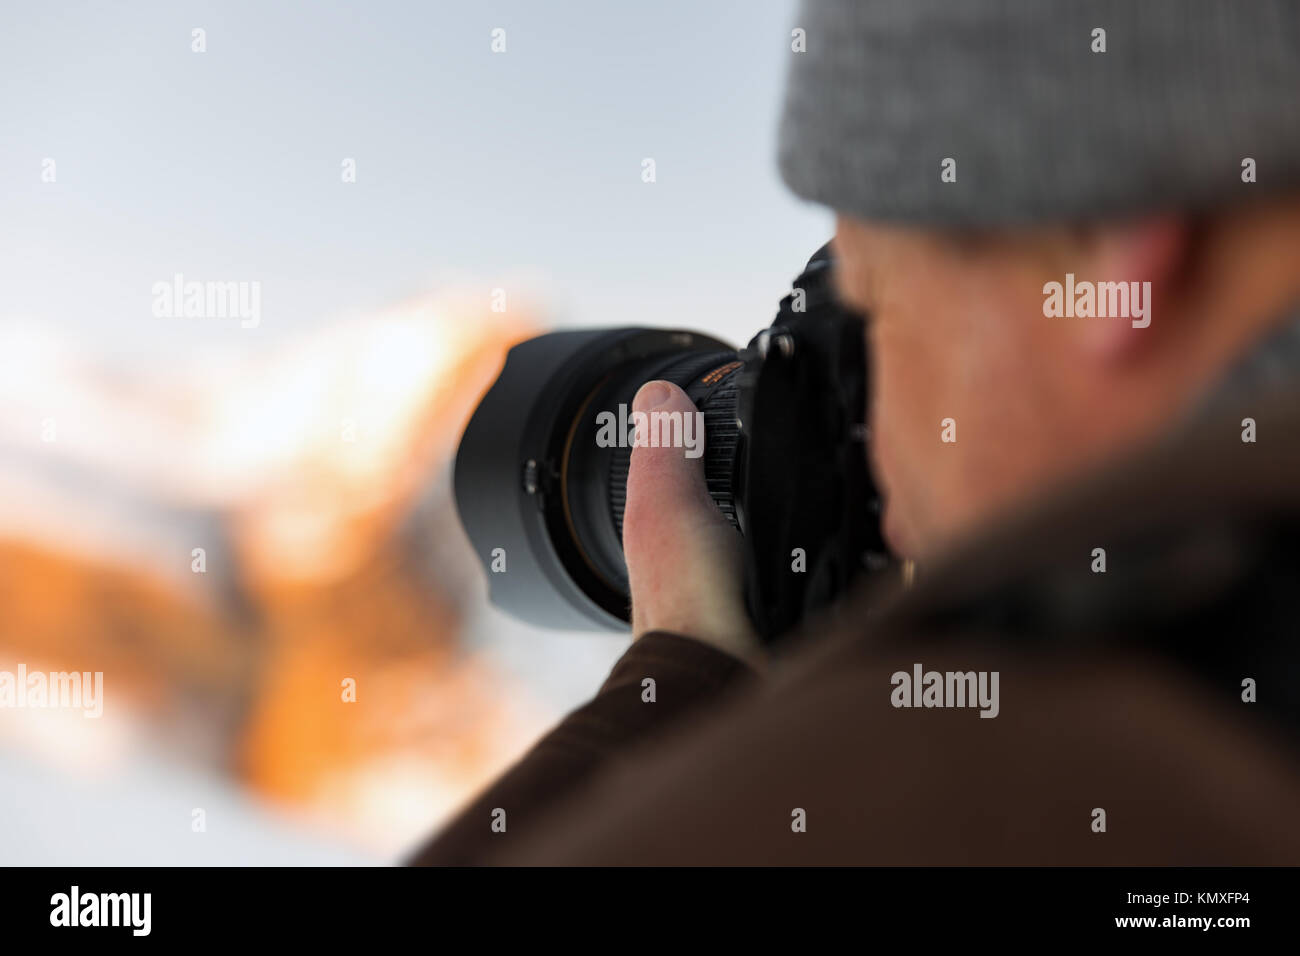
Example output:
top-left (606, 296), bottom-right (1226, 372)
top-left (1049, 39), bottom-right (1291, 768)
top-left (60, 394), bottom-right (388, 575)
top-left (780, 0), bottom-right (1300, 560)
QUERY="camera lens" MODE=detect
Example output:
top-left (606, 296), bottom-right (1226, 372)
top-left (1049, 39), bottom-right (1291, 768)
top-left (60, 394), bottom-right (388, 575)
top-left (570, 349), bottom-right (746, 596)
top-left (454, 328), bottom-right (740, 630)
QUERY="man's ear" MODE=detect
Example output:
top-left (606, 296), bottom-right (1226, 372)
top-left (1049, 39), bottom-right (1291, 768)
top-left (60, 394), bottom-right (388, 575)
top-left (1075, 216), bottom-right (1190, 362)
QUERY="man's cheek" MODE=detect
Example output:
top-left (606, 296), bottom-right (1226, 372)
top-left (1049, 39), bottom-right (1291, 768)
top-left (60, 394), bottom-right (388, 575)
top-left (868, 386), bottom-right (914, 511)
top-left (869, 410), bottom-right (921, 557)
top-left (868, 329), bottom-right (947, 557)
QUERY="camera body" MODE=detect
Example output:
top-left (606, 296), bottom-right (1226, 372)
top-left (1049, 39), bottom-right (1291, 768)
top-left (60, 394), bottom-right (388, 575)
top-left (454, 245), bottom-right (892, 642)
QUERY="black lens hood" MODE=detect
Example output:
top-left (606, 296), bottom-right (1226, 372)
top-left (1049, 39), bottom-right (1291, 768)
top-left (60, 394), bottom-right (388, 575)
top-left (454, 327), bottom-right (732, 630)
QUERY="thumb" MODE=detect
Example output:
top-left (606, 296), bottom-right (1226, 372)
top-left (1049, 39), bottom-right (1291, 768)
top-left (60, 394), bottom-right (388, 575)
top-left (623, 380), bottom-right (759, 661)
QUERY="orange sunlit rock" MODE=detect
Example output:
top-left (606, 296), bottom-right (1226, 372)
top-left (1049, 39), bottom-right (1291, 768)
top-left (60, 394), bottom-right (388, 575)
top-left (0, 290), bottom-right (544, 853)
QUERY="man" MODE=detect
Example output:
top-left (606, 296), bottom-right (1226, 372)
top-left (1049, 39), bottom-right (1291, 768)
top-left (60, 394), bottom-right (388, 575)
top-left (412, 0), bottom-right (1300, 864)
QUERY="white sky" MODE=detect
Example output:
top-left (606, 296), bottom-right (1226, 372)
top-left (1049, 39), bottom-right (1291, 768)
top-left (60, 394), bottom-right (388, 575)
top-left (0, 0), bottom-right (832, 365)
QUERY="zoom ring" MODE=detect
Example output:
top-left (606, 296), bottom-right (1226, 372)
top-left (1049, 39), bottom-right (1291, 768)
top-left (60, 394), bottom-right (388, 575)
top-left (609, 357), bottom-right (742, 541)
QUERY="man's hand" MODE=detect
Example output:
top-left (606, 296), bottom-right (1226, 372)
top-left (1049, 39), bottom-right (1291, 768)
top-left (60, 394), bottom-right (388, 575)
top-left (623, 380), bottom-right (763, 664)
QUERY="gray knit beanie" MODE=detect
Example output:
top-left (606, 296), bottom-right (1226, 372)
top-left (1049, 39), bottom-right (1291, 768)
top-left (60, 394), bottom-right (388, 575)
top-left (777, 0), bottom-right (1300, 226)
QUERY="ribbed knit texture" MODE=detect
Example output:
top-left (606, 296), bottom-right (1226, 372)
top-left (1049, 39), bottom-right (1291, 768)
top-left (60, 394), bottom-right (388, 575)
top-left (778, 0), bottom-right (1300, 225)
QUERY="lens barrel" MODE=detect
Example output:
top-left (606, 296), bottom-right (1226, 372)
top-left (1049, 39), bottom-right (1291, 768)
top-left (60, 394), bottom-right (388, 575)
top-left (587, 350), bottom-right (745, 565)
top-left (454, 328), bottom-right (738, 630)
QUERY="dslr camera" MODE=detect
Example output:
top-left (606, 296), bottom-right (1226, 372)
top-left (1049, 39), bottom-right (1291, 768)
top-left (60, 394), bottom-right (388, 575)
top-left (454, 245), bottom-right (893, 643)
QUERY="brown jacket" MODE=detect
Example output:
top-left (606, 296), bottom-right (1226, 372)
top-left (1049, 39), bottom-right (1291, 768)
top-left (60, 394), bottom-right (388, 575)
top-left (410, 395), bottom-right (1300, 865)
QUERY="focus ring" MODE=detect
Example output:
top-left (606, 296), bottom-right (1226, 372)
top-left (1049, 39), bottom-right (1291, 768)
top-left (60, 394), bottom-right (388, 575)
top-left (609, 356), bottom-right (743, 541)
